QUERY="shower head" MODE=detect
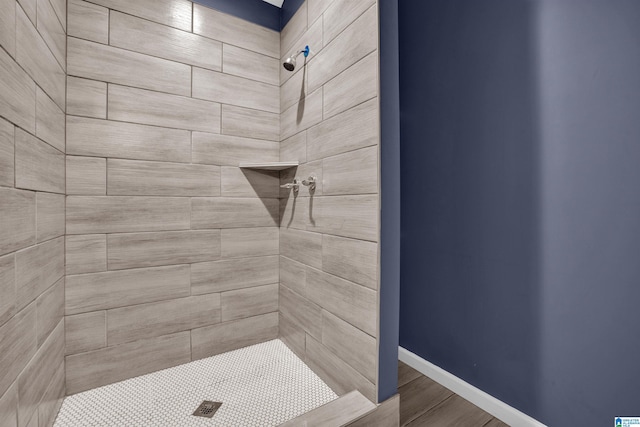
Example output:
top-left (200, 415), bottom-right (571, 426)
top-left (283, 45), bottom-right (310, 72)
top-left (283, 57), bottom-right (296, 72)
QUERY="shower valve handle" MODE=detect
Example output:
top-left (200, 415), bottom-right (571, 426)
top-left (301, 176), bottom-right (317, 191)
top-left (280, 179), bottom-right (301, 192)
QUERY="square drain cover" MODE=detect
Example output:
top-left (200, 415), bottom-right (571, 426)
top-left (192, 401), bottom-right (222, 418)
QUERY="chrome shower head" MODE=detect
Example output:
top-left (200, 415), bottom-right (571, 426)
top-left (283, 57), bottom-right (296, 72)
top-left (283, 45), bottom-right (310, 72)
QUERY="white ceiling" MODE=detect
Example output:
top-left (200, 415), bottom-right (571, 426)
top-left (262, 0), bottom-right (284, 7)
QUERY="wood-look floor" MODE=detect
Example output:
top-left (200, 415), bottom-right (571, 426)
top-left (399, 361), bottom-right (510, 427)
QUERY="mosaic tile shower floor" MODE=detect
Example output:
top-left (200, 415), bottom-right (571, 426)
top-left (54, 339), bottom-right (338, 426)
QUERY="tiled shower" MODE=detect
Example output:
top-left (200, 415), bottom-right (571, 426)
top-left (0, 0), bottom-right (391, 425)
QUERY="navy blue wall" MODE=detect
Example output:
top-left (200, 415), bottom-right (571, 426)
top-left (378, 0), bottom-right (401, 403)
top-left (281, 0), bottom-right (305, 29)
top-left (399, 0), bottom-right (640, 425)
top-left (192, 0), bottom-right (304, 31)
top-left (193, 0), bottom-right (280, 31)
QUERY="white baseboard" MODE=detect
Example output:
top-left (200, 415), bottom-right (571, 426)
top-left (398, 347), bottom-right (546, 427)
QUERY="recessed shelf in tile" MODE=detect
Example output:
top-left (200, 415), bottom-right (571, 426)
top-left (239, 162), bottom-right (299, 171)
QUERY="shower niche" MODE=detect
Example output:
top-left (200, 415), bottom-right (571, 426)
top-left (239, 162), bottom-right (299, 170)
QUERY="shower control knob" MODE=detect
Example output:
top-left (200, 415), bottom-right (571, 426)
top-left (280, 179), bottom-right (301, 193)
top-left (301, 176), bottom-right (316, 191)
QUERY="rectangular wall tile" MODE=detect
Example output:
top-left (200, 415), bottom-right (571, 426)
top-left (221, 283), bottom-right (278, 322)
top-left (107, 230), bottom-right (221, 270)
top-left (15, 129), bottom-right (64, 193)
top-left (191, 198), bottom-right (279, 229)
top-left (193, 67), bottom-right (279, 114)
top-left (67, 116), bottom-right (191, 163)
top-left (279, 256), bottom-right (306, 296)
top-left (323, 0), bottom-right (376, 44)
top-left (66, 234), bottom-right (107, 275)
top-left (0, 188), bottom-right (35, 256)
top-left (68, 37), bottom-right (191, 97)
top-left (280, 67), bottom-right (307, 114)
top-left (280, 88), bottom-right (323, 141)
top-left (221, 105), bottom-right (279, 141)
top-left (108, 85), bottom-right (221, 133)
top-left (88, 0), bottom-right (192, 31)
top-left (35, 278), bottom-right (64, 347)
top-left (106, 294), bottom-right (221, 346)
top-left (193, 5), bottom-right (279, 58)
top-left (280, 132), bottom-right (306, 164)
top-left (192, 132), bottom-right (279, 166)
top-left (66, 331), bottom-right (191, 394)
top-left (221, 167), bottom-right (280, 198)
top-left (322, 235), bottom-right (377, 290)
top-left (23, 407), bottom-right (37, 427)
top-left (323, 52), bottom-right (378, 119)
top-left (346, 394), bottom-right (399, 427)
top-left (223, 44), bottom-right (279, 85)
top-left (305, 335), bottom-right (376, 403)
top-left (0, 0), bottom-right (16, 57)
top-left (308, 0), bottom-right (333, 25)
top-left (36, 0), bottom-right (66, 70)
top-left (191, 256), bottom-right (279, 294)
top-left (66, 77), bottom-right (107, 118)
top-left (307, 98), bottom-right (378, 162)
top-left (280, 391), bottom-right (375, 427)
top-left (312, 195), bottom-right (378, 242)
top-left (322, 310), bottom-right (376, 383)
top-left (16, 8), bottom-right (65, 109)
top-left (221, 228), bottom-right (279, 258)
top-left (280, 195), bottom-right (308, 232)
top-left (17, 320), bottom-right (64, 426)
top-left (191, 312), bottom-right (278, 360)
top-left (107, 159), bottom-right (221, 197)
top-left (18, 0), bottom-right (37, 25)
top-left (66, 265), bottom-right (190, 315)
top-left (0, 118), bottom-right (14, 187)
top-left (15, 237), bottom-right (64, 311)
top-left (0, 48), bottom-right (36, 132)
top-left (306, 267), bottom-right (377, 336)
top-left (0, 254), bottom-right (16, 326)
top-left (66, 156), bottom-right (106, 195)
top-left (0, 382), bottom-right (17, 427)
top-left (279, 312), bottom-right (306, 359)
top-left (323, 146), bottom-right (378, 195)
top-left (280, 2), bottom-right (307, 58)
top-left (68, 0), bottom-right (108, 44)
top-left (110, 11), bottom-right (222, 71)
top-left (36, 192), bottom-right (65, 242)
top-left (308, 5), bottom-right (377, 92)
top-left (279, 284), bottom-right (322, 339)
top-left (49, 0), bottom-right (66, 30)
top-left (37, 359), bottom-right (65, 427)
top-left (35, 88), bottom-right (65, 153)
top-left (0, 304), bottom-right (36, 398)
top-left (66, 196), bottom-right (190, 234)
top-left (280, 228), bottom-right (323, 270)
top-left (65, 311), bottom-right (106, 355)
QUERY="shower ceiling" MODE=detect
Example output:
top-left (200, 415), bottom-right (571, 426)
top-left (262, 0), bottom-right (285, 7)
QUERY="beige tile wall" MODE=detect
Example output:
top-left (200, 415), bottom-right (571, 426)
top-left (0, 0), bottom-right (66, 424)
top-left (3, 0), bottom-right (385, 416)
top-left (277, 0), bottom-right (381, 403)
top-left (65, 0), bottom-right (281, 395)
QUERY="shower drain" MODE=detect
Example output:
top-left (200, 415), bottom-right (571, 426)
top-left (192, 401), bottom-right (222, 418)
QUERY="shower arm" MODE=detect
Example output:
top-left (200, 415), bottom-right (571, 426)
top-left (291, 45), bottom-right (310, 60)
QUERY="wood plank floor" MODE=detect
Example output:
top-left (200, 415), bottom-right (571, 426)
top-left (398, 361), bottom-right (509, 427)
